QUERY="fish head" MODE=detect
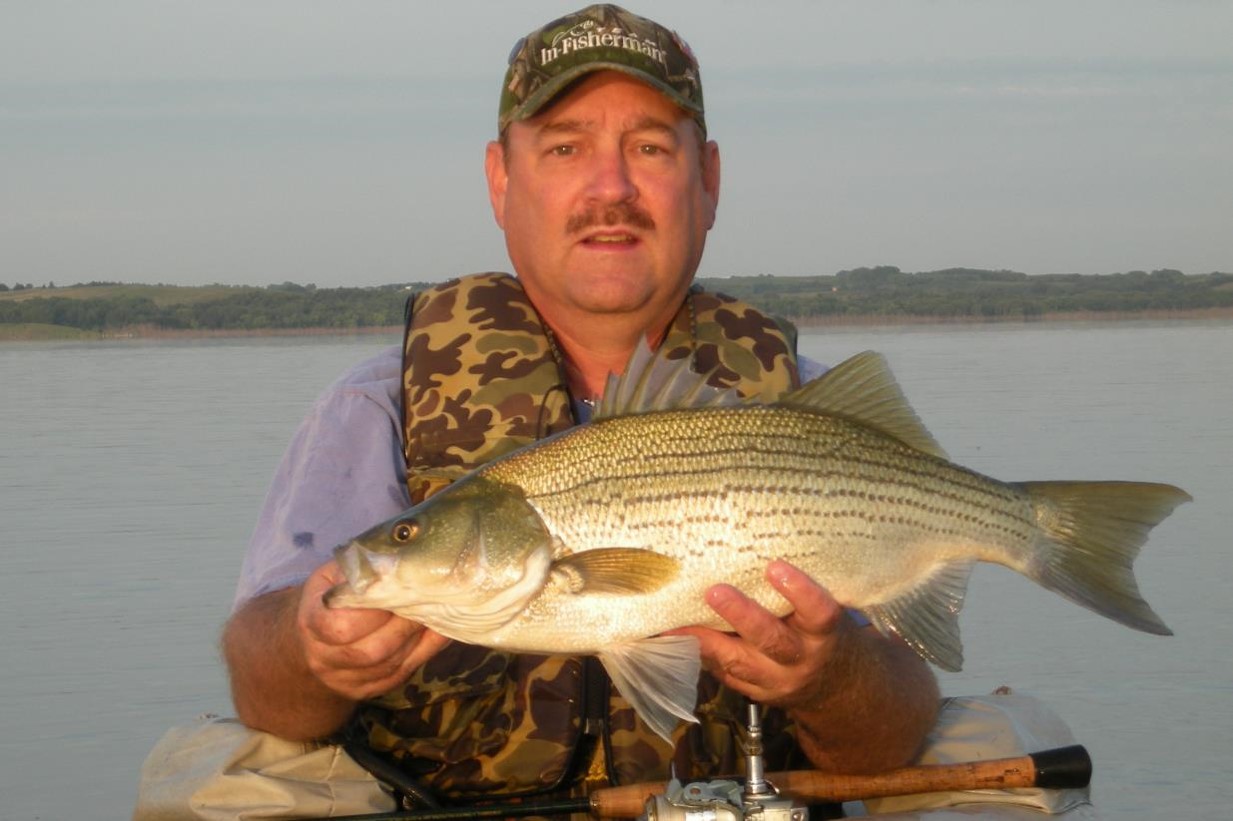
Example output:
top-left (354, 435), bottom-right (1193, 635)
top-left (325, 477), bottom-right (556, 638)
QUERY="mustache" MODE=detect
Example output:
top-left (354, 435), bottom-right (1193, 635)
top-left (566, 202), bottom-right (656, 235)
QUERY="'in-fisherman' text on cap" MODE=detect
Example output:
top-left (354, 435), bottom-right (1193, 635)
top-left (499, 4), bottom-right (705, 135)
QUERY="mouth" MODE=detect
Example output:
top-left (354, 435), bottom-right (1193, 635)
top-left (324, 546), bottom-right (382, 609)
top-left (334, 544), bottom-right (376, 592)
top-left (580, 230), bottom-right (640, 249)
top-left (322, 581), bottom-right (357, 609)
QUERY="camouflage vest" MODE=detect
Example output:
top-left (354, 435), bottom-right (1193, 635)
top-left (354, 272), bottom-right (807, 804)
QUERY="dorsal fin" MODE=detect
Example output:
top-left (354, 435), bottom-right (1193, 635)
top-left (778, 351), bottom-right (947, 459)
top-left (593, 340), bottom-right (745, 419)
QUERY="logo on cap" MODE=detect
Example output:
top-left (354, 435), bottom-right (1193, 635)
top-left (538, 18), bottom-right (667, 69)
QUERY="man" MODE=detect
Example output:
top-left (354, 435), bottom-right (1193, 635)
top-left (222, 2), bottom-right (938, 811)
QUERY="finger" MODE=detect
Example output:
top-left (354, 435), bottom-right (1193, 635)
top-left (301, 561), bottom-right (400, 645)
top-left (703, 583), bottom-right (775, 635)
top-left (766, 560), bottom-right (843, 636)
top-left (312, 611), bottom-right (426, 671)
top-left (671, 625), bottom-right (771, 688)
top-left (401, 629), bottom-right (451, 676)
top-left (703, 584), bottom-right (804, 666)
top-left (312, 624), bottom-right (448, 701)
top-left (309, 602), bottom-right (402, 646)
top-left (707, 646), bottom-right (785, 701)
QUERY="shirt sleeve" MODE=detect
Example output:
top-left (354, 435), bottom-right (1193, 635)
top-left (232, 347), bottom-right (410, 610)
top-left (797, 353), bottom-right (827, 383)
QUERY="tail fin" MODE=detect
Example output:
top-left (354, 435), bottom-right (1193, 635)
top-left (1018, 480), bottom-right (1189, 635)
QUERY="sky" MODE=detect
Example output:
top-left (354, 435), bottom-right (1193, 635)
top-left (2, 0), bottom-right (1230, 288)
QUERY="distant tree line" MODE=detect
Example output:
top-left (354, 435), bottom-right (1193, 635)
top-left (2, 280), bottom-right (112, 292)
top-left (697, 267), bottom-right (1233, 320)
top-left (2, 269), bottom-right (1231, 333)
top-left (0, 283), bottom-right (424, 332)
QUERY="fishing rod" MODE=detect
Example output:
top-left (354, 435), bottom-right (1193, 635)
top-left (329, 704), bottom-right (1091, 820)
top-left (595, 743), bottom-right (1091, 819)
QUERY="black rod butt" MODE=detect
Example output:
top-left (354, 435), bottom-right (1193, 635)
top-left (1030, 745), bottom-right (1092, 789)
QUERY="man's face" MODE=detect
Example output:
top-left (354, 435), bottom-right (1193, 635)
top-left (485, 72), bottom-right (720, 330)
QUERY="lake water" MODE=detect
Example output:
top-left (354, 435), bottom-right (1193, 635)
top-left (1, 322), bottom-right (1229, 820)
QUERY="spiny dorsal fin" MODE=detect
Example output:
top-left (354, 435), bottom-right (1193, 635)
top-left (593, 340), bottom-right (745, 419)
top-left (550, 548), bottom-right (681, 595)
top-left (778, 350), bottom-right (947, 459)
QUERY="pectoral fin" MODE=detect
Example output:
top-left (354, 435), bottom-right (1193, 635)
top-left (599, 636), bottom-right (702, 742)
top-left (550, 548), bottom-right (680, 595)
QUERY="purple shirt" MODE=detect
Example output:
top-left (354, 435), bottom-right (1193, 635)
top-left (234, 345), bottom-right (827, 609)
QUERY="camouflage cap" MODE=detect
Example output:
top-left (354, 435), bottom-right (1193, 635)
top-left (499, 4), bottom-right (705, 135)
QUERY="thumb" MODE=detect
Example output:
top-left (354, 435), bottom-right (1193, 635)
top-left (300, 561), bottom-right (400, 645)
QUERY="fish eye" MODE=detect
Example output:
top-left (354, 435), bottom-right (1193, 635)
top-left (392, 520), bottom-right (420, 543)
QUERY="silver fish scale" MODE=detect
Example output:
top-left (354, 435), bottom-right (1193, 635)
top-left (477, 404), bottom-right (1038, 645)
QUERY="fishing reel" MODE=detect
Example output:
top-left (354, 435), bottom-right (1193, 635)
top-left (640, 703), bottom-right (809, 821)
top-left (641, 777), bottom-right (806, 821)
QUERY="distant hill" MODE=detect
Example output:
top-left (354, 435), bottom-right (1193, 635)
top-left (2, 268), bottom-right (1231, 339)
top-left (0, 281), bottom-right (423, 338)
top-left (696, 267), bottom-right (1233, 324)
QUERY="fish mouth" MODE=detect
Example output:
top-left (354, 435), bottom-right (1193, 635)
top-left (322, 581), bottom-right (356, 609)
top-left (323, 545), bottom-right (378, 610)
top-left (333, 544), bottom-right (377, 594)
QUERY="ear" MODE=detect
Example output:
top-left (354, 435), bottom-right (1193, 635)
top-left (484, 140), bottom-right (508, 230)
top-left (700, 139), bottom-right (721, 230)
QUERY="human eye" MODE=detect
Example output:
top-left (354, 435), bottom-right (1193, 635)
top-left (630, 129), bottom-right (678, 159)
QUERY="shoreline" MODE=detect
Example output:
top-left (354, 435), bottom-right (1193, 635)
top-left (3, 306), bottom-right (1231, 342)
top-left (792, 306), bottom-right (1233, 328)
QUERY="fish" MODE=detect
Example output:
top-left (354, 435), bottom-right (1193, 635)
top-left (326, 345), bottom-right (1189, 741)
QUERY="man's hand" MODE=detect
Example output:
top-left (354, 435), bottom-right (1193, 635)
top-left (671, 559), bottom-right (940, 773)
top-left (223, 561), bottom-right (451, 741)
top-left (297, 560), bottom-right (451, 702)
top-left (669, 559), bottom-right (854, 709)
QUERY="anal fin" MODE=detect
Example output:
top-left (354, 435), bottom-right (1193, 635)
top-left (864, 561), bottom-right (973, 672)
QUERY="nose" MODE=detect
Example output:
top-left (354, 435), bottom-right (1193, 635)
top-left (584, 144), bottom-right (637, 205)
